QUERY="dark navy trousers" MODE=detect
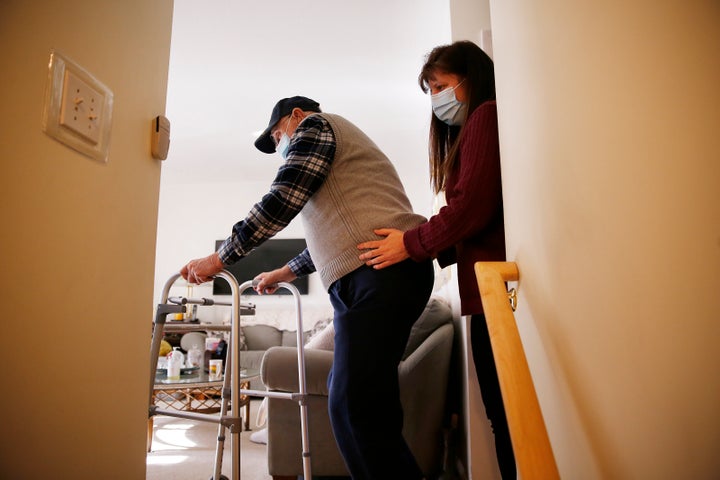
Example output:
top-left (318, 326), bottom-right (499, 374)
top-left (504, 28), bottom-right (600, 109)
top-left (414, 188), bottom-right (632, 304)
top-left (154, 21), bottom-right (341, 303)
top-left (327, 259), bottom-right (434, 480)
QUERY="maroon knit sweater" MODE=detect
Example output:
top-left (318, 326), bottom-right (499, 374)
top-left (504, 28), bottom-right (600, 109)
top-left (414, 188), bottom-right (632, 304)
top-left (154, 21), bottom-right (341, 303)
top-left (404, 101), bottom-right (506, 315)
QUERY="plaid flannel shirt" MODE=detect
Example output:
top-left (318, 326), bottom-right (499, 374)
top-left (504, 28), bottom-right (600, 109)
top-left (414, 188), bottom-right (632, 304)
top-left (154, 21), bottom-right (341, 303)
top-left (217, 114), bottom-right (335, 277)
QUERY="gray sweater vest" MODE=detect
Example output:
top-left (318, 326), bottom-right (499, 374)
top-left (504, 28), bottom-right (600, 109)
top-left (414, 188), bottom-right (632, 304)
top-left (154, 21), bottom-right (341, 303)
top-left (302, 113), bottom-right (426, 290)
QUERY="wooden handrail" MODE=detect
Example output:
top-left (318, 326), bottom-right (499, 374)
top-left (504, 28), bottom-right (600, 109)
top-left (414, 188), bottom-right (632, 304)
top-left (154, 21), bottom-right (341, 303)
top-left (475, 261), bottom-right (560, 480)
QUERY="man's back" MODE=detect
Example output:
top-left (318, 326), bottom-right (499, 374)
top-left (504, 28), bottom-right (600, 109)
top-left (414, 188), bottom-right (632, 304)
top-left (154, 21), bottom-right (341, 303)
top-left (300, 112), bottom-right (425, 289)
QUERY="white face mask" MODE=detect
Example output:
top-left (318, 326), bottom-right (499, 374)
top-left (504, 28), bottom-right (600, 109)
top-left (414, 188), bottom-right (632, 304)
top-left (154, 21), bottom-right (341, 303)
top-left (431, 81), bottom-right (467, 126)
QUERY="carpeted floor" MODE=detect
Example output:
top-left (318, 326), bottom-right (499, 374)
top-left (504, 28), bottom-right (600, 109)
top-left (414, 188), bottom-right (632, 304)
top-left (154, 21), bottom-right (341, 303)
top-left (147, 398), bottom-right (271, 480)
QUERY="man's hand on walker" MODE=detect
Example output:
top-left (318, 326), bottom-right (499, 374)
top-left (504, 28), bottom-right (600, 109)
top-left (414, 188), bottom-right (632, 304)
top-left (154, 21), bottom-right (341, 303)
top-left (181, 252), bottom-right (224, 284)
top-left (253, 265), bottom-right (297, 295)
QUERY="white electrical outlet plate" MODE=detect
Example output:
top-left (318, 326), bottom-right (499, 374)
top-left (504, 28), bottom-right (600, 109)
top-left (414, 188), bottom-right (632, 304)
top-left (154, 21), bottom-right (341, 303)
top-left (60, 70), bottom-right (104, 144)
top-left (42, 50), bottom-right (113, 163)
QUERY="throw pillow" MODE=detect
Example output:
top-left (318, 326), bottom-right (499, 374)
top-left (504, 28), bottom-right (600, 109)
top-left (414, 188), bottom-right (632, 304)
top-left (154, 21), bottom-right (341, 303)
top-left (305, 318), bottom-right (335, 350)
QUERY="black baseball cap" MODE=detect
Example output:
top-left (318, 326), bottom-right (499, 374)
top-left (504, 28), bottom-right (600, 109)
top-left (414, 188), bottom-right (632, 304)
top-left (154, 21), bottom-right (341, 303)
top-left (254, 96), bottom-right (322, 154)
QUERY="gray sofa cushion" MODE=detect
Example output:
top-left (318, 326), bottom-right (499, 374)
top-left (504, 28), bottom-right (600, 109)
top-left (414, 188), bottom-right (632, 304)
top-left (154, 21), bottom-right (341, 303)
top-left (402, 298), bottom-right (453, 359)
top-left (281, 330), bottom-right (313, 347)
top-left (242, 325), bottom-right (318, 350)
top-left (243, 325), bottom-right (283, 351)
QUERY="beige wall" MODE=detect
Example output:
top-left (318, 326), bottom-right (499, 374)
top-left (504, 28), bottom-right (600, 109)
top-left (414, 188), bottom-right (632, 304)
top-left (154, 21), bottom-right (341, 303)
top-left (0, 1), bottom-right (173, 478)
top-left (488, 1), bottom-right (720, 478)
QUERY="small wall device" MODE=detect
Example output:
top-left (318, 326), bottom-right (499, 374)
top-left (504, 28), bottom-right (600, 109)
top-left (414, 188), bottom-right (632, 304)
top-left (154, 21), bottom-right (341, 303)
top-left (151, 115), bottom-right (170, 160)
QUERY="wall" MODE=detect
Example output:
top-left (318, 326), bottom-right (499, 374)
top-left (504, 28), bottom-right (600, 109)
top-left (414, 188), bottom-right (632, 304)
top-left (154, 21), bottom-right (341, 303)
top-left (0, 1), bottom-right (174, 478)
top-left (489, 1), bottom-right (720, 478)
top-left (451, 0), bottom-right (492, 52)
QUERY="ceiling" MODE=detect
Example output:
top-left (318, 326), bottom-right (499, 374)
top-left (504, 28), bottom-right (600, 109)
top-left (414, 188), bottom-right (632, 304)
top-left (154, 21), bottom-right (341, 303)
top-left (162, 0), bottom-right (452, 193)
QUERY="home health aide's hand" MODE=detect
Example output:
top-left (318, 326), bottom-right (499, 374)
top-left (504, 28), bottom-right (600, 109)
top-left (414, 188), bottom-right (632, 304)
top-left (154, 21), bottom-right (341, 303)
top-left (181, 252), bottom-right (224, 284)
top-left (357, 228), bottom-right (409, 269)
top-left (253, 265), bottom-right (297, 295)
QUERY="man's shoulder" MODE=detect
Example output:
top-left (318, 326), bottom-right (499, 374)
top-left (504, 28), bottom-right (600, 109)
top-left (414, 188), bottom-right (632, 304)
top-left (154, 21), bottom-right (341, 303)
top-left (302, 112), bottom-right (330, 128)
top-left (296, 113), bottom-right (335, 139)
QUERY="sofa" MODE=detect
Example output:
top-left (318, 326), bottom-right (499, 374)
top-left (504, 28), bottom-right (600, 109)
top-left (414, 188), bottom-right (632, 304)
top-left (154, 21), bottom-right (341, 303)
top-left (239, 324), bottom-right (325, 390)
top-left (260, 298), bottom-right (454, 479)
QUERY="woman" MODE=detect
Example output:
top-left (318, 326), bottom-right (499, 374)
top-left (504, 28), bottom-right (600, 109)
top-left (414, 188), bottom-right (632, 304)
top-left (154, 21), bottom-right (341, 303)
top-left (357, 40), bottom-right (515, 479)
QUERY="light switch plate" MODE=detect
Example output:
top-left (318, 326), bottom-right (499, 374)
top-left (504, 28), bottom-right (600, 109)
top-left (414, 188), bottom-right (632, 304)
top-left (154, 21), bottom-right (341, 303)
top-left (42, 50), bottom-right (113, 163)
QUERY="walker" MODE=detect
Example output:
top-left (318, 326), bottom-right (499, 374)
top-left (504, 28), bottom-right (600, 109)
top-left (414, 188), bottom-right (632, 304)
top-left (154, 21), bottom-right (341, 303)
top-left (148, 270), bottom-right (313, 480)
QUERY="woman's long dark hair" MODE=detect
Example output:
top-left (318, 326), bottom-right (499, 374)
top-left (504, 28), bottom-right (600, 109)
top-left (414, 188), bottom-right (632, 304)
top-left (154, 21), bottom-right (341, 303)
top-left (419, 41), bottom-right (496, 193)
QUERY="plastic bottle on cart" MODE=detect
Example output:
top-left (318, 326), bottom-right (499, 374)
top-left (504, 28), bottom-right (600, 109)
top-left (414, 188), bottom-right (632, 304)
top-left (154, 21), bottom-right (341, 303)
top-left (167, 347), bottom-right (184, 380)
top-left (187, 343), bottom-right (203, 369)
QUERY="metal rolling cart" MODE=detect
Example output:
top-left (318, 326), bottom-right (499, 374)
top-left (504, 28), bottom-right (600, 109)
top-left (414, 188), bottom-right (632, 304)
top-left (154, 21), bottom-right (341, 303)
top-left (148, 270), bottom-right (313, 480)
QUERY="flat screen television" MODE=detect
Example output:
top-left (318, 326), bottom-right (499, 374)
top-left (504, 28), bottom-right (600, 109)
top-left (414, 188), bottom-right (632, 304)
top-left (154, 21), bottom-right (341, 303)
top-left (212, 238), bottom-right (309, 295)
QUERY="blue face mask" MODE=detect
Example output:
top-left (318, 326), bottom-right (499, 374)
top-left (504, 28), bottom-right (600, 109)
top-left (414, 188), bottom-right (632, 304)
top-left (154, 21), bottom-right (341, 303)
top-left (276, 133), bottom-right (290, 160)
top-left (431, 81), bottom-right (467, 126)
top-left (275, 114), bottom-right (296, 159)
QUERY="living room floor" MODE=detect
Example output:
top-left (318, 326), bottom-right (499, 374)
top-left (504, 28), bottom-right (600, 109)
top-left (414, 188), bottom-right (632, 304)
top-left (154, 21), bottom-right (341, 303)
top-left (146, 398), bottom-right (271, 479)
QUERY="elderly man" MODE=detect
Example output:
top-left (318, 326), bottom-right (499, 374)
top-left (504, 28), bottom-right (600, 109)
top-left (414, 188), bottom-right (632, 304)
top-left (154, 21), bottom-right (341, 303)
top-left (181, 96), bottom-right (433, 479)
